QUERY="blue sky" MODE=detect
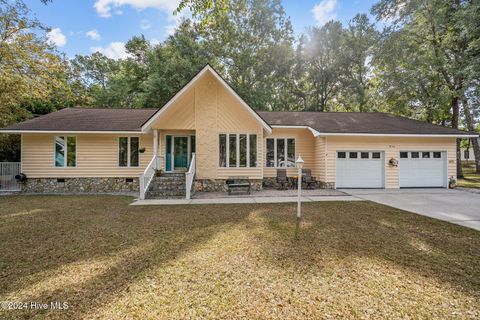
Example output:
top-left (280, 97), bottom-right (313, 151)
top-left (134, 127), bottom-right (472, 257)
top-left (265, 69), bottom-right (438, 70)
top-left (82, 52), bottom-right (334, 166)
top-left (26, 0), bottom-right (378, 59)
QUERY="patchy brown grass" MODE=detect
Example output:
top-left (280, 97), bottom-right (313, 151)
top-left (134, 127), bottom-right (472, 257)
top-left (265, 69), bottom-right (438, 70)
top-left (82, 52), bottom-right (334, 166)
top-left (458, 166), bottom-right (480, 189)
top-left (0, 195), bottom-right (479, 319)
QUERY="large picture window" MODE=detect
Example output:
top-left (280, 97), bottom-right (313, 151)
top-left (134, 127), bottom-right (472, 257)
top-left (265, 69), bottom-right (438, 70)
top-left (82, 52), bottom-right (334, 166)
top-left (219, 133), bottom-right (257, 168)
top-left (55, 136), bottom-right (76, 167)
top-left (265, 138), bottom-right (296, 167)
top-left (119, 137), bottom-right (140, 167)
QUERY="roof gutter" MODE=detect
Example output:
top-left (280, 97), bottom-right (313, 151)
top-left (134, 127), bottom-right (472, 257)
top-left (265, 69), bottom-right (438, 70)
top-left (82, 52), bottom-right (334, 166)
top-left (0, 130), bottom-right (143, 134)
top-left (317, 132), bottom-right (479, 138)
top-left (269, 125), bottom-right (477, 138)
top-left (270, 125), bottom-right (321, 137)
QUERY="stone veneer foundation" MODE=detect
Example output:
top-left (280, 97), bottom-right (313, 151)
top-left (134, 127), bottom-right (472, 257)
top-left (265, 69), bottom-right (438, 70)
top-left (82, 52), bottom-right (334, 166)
top-left (19, 177), bottom-right (336, 194)
top-left (21, 177), bottom-right (139, 193)
top-left (263, 177), bottom-right (334, 189)
top-left (194, 179), bottom-right (263, 192)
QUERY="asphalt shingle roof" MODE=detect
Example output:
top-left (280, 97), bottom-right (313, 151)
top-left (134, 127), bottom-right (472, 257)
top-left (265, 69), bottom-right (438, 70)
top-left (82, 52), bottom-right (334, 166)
top-left (1, 108), bottom-right (158, 132)
top-left (258, 111), bottom-right (473, 136)
top-left (1, 108), bottom-right (474, 136)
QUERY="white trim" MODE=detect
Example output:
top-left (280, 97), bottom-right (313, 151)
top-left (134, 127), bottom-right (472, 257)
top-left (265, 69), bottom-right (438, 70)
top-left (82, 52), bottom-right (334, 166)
top-left (53, 135), bottom-right (77, 168)
top-left (1, 130), bottom-right (143, 134)
top-left (153, 129), bottom-right (158, 156)
top-left (118, 136), bottom-right (140, 168)
top-left (264, 137), bottom-right (296, 168)
top-left (20, 134), bottom-right (23, 173)
top-left (324, 136), bottom-right (328, 181)
top-left (218, 133), bottom-right (258, 168)
top-left (270, 125), bottom-right (321, 137)
top-left (269, 125), bottom-right (475, 138)
top-left (317, 132), bottom-right (478, 138)
top-left (141, 65), bottom-right (272, 134)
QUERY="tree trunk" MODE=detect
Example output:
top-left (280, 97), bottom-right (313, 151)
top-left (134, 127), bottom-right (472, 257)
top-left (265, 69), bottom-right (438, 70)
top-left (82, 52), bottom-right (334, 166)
top-left (471, 138), bottom-right (480, 174)
top-left (462, 97), bottom-right (480, 173)
top-left (451, 96), bottom-right (463, 178)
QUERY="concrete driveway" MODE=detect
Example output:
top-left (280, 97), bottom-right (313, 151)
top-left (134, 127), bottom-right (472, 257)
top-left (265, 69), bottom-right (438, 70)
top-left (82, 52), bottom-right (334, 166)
top-left (342, 188), bottom-right (480, 231)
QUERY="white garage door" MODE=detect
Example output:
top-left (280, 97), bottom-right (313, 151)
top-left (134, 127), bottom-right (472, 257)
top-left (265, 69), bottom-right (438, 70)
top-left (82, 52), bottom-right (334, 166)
top-left (399, 151), bottom-right (447, 188)
top-left (336, 151), bottom-right (385, 188)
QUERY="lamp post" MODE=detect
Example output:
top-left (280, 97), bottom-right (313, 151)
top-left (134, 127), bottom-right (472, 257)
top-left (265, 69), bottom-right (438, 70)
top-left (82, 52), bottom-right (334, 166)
top-left (296, 155), bottom-right (304, 220)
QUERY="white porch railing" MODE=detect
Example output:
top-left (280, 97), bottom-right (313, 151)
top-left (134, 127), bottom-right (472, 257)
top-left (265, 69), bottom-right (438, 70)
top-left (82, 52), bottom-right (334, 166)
top-left (0, 162), bottom-right (21, 191)
top-left (185, 153), bottom-right (196, 199)
top-left (139, 155), bottom-right (159, 200)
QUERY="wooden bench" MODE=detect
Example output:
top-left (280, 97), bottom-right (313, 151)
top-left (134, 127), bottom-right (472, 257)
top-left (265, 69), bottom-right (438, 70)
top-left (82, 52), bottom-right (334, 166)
top-left (225, 176), bottom-right (251, 195)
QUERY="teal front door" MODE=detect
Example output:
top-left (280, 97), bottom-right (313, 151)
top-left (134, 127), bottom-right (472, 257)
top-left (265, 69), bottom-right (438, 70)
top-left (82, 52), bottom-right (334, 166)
top-left (173, 137), bottom-right (188, 170)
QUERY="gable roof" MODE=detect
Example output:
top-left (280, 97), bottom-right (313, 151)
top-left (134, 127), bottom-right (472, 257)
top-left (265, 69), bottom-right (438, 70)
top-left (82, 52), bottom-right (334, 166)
top-left (2, 109), bottom-right (474, 137)
top-left (1, 108), bottom-right (158, 133)
top-left (259, 111), bottom-right (476, 137)
top-left (140, 64), bottom-right (272, 134)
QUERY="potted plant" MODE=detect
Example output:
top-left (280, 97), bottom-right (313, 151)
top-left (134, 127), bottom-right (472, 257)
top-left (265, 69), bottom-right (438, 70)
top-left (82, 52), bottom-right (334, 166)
top-left (139, 147), bottom-right (146, 154)
top-left (448, 176), bottom-right (457, 189)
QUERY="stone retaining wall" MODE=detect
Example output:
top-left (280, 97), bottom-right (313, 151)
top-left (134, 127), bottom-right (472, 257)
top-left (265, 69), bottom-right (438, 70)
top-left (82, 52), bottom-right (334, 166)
top-left (21, 177), bottom-right (139, 194)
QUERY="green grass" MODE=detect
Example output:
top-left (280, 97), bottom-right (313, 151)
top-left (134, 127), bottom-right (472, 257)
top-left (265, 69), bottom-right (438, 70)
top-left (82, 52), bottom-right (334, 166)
top-left (458, 165), bottom-right (480, 189)
top-left (0, 195), bottom-right (479, 319)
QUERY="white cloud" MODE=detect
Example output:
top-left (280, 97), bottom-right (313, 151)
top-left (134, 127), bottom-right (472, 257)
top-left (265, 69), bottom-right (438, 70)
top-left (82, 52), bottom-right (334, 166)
top-left (47, 28), bottom-right (67, 47)
top-left (93, 0), bottom-right (184, 35)
top-left (94, 0), bottom-right (179, 18)
top-left (91, 42), bottom-right (129, 60)
top-left (140, 19), bottom-right (152, 30)
top-left (312, 0), bottom-right (337, 26)
top-left (86, 29), bottom-right (102, 41)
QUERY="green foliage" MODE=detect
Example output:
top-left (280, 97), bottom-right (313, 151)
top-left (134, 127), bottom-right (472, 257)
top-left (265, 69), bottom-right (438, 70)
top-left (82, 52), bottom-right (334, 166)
top-left (203, 0), bottom-right (296, 110)
top-left (0, 0), bottom-right (72, 161)
top-left (1, 0), bottom-right (479, 166)
top-left (141, 20), bottom-right (216, 107)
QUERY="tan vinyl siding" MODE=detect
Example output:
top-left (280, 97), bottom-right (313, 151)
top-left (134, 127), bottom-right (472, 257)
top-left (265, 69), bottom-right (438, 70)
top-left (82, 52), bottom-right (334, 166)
top-left (152, 90), bottom-right (195, 130)
top-left (22, 133), bottom-right (153, 178)
top-left (325, 136), bottom-right (456, 188)
top-left (313, 137), bottom-right (326, 181)
top-left (263, 128), bottom-right (316, 178)
top-left (151, 72), bottom-right (264, 180)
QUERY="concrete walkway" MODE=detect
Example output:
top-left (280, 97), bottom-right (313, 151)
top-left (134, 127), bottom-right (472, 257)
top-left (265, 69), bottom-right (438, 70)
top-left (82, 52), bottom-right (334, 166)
top-left (132, 195), bottom-right (361, 206)
top-left (343, 188), bottom-right (480, 231)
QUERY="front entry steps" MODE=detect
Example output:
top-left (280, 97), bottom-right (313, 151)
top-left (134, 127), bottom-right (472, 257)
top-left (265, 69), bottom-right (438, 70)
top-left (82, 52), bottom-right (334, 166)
top-left (145, 172), bottom-right (186, 199)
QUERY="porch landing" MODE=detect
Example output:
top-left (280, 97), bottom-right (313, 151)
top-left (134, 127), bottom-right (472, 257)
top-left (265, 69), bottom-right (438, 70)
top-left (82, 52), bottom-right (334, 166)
top-left (131, 188), bottom-right (361, 205)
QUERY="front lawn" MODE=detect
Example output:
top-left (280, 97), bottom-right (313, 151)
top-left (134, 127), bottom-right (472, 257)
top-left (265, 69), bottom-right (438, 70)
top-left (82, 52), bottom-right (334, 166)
top-left (0, 196), bottom-right (479, 319)
top-left (458, 165), bottom-right (480, 189)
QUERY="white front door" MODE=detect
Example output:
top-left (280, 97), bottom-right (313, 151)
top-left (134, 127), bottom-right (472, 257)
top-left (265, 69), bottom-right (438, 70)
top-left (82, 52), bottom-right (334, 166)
top-left (336, 151), bottom-right (385, 188)
top-left (399, 151), bottom-right (447, 188)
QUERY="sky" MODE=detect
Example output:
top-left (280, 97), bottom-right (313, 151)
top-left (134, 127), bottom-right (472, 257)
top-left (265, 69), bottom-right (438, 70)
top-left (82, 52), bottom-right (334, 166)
top-left (26, 0), bottom-right (378, 59)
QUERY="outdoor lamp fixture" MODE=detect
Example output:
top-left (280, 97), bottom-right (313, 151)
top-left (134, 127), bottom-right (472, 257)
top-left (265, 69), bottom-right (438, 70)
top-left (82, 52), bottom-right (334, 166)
top-left (296, 155), bottom-right (304, 220)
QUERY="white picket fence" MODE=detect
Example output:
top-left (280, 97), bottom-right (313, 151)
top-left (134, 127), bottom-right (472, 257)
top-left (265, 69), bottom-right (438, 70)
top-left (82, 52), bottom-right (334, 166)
top-left (0, 162), bottom-right (21, 191)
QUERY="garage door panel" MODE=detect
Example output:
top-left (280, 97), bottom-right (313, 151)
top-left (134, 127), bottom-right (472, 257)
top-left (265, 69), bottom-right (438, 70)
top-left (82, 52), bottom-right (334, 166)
top-left (336, 151), bottom-right (384, 188)
top-left (399, 151), bottom-right (446, 188)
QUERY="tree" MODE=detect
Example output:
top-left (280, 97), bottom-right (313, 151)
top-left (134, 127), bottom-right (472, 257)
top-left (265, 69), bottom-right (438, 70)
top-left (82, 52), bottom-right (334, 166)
top-left (141, 19), bottom-right (215, 108)
top-left (372, 0), bottom-right (480, 177)
top-left (0, 0), bottom-right (70, 161)
top-left (204, 0), bottom-right (296, 110)
top-left (339, 14), bottom-right (379, 112)
top-left (300, 21), bottom-right (347, 111)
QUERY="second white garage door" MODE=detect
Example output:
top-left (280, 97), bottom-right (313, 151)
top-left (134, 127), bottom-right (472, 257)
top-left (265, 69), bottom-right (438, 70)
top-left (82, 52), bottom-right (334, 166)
top-left (399, 151), bottom-right (447, 188)
top-left (336, 151), bottom-right (385, 188)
